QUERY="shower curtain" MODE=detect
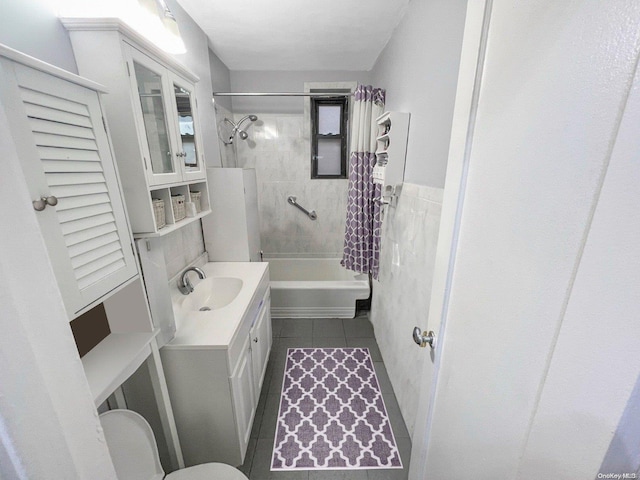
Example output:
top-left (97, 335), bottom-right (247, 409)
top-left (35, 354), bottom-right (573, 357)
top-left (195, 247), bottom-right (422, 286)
top-left (341, 85), bottom-right (386, 279)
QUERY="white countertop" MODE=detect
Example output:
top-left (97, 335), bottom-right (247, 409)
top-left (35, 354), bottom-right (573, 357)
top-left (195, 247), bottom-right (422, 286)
top-left (165, 262), bottom-right (269, 349)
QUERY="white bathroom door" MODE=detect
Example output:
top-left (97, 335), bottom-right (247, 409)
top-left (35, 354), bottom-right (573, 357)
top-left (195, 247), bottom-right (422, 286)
top-left (409, 1), bottom-right (640, 479)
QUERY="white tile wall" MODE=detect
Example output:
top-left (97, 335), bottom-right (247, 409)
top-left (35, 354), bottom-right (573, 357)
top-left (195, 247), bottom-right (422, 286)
top-left (235, 113), bottom-right (349, 257)
top-left (161, 221), bottom-right (206, 280)
top-left (370, 183), bottom-right (444, 438)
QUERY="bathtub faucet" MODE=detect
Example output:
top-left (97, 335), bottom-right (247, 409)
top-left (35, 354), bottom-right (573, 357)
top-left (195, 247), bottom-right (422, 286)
top-left (178, 267), bottom-right (206, 295)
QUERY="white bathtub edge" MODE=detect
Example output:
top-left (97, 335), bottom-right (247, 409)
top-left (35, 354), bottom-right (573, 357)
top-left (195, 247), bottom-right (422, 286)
top-left (271, 306), bottom-right (357, 319)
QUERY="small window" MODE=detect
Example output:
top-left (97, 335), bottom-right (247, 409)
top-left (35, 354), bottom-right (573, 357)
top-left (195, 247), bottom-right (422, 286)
top-left (311, 96), bottom-right (348, 179)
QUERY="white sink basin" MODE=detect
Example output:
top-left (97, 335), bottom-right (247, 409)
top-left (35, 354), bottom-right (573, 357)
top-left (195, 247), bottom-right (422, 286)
top-left (168, 262), bottom-right (269, 347)
top-left (181, 277), bottom-right (243, 312)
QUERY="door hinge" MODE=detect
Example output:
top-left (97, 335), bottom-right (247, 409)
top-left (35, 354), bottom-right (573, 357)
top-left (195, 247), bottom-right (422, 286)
top-left (131, 242), bottom-right (136, 257)
top-left (126, 62), bottom-right (131, 77)
top-left (102, 117), bottom-right (108, 132)
top-left (143, 157), bottom-right (148, 170)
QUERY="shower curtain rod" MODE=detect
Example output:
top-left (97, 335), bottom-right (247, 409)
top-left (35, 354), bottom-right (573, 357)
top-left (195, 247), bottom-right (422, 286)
top-left (212, 91), bottom-right (353, 97)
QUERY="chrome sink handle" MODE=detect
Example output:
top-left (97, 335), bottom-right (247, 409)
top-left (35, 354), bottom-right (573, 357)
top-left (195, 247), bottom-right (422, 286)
top-left (178, 267), bottom-right (206, 295)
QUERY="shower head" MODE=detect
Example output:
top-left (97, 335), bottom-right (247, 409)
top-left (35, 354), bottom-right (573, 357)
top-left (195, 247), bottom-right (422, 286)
top-left (220, 114), bottom-right (259, 145)
top-left (237, 114), bottom-right (258, 126)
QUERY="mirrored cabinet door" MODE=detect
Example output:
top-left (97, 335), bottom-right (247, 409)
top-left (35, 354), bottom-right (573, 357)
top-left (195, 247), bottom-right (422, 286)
top-left (127, 47), bottom-right (182, 186)
top-left (168, 73), bottom-right (206, 181)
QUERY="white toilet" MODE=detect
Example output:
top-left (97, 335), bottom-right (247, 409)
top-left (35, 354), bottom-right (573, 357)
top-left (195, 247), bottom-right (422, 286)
top-left (99, 409), bottom-right (249, 480)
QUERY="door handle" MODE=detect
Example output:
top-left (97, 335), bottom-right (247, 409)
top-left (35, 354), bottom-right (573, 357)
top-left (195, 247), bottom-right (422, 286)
top-left (413, 327), bottom-right (436, 349)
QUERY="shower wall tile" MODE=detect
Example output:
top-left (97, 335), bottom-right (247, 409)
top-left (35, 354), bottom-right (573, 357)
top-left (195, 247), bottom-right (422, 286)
top-left (161, 221), bottom-right (205, 280)
top-left (370, 183), bottom-right (444, 439)
top-left (235, 113), bottom-right (348, 257)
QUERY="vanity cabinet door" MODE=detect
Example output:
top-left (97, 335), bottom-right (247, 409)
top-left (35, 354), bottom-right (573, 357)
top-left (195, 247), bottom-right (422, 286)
top-left (168, 73), bottom-right (206, 182)
top-left (250, 295), bottom-right (272, 393)
top-left (0, 59), bottom-right (138, 318)
top-left (126, 46), bottom-right (182, 187)
top-left (230, 336), bottom-right (256, 458)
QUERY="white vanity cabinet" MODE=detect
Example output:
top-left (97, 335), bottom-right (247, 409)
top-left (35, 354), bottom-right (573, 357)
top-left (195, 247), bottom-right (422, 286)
top-left (0, 45), bottom-right (138, 319)
top-left (230, 334), bottom-right (257, 454)
top-left (63, 19), bottom-right (210, 237)
top-left (250, 294), bottom-right (272, 391)
top-left (160, 268), bottom-right (272, 467)
top-left (230, 292), bottom-right (272, 453)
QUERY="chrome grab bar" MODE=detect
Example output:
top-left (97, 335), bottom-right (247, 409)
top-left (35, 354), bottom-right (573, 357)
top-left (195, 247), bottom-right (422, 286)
top-left (287, 196), bottom-right (317, 220)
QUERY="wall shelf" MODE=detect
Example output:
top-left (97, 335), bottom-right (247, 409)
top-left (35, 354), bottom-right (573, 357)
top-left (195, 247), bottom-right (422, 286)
top-left (82, 330), bottom-right (159, 407)
top-left (133, 210), bottom-right (211, 239)
top-left (373, 111), bottom-right (410, 189)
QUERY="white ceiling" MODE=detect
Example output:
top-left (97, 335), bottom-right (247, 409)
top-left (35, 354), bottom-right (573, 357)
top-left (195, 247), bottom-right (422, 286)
top-left (176, 0), bottom-right (411, 71)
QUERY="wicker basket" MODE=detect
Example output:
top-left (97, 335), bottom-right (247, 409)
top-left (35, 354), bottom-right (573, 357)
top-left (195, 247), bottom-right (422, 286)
top-left (190, 191), bottom-right (202, 213)
top-left (152, 199), bottom-right (166, 229)
top-left (171, 194), bottom-right (186, 221)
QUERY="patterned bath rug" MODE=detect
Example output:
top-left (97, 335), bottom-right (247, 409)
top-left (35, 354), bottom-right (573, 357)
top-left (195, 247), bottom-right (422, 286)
top-left (271, 347), bottom-right (403, 471)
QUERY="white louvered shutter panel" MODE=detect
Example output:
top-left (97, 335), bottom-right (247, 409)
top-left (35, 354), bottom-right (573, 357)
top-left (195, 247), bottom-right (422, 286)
top-left (3, 61), bottom-right (138, 318)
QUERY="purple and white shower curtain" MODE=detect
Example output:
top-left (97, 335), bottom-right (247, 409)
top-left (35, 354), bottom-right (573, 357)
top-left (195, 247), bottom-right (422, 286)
top-left (341, 85), bottom-right (386, 279)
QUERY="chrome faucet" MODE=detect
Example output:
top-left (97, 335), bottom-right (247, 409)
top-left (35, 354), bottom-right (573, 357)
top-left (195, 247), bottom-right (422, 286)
top-left (178, 266), bottom-right (206, 295)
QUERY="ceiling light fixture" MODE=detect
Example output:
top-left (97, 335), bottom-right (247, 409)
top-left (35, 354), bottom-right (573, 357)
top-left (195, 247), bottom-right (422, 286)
top-left (52, 0), bottom-right (186, 54)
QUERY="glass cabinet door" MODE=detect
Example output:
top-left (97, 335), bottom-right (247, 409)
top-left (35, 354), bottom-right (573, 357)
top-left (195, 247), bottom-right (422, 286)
top-left (128, 48), bottom-right (182, 186)
top-left (169, 74), bottom-right (206, 181)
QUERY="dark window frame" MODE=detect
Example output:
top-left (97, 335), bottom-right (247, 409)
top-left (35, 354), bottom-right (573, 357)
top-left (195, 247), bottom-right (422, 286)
top-left (311, 96), bottom-right (349, 179)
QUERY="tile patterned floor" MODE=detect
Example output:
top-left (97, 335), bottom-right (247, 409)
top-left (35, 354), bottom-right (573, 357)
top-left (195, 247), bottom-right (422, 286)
top-left (239, 314), bottom-right (411, 480)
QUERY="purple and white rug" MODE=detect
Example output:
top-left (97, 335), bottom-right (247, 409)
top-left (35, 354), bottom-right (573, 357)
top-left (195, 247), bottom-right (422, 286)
top-left (271, 348), bottom-right (403, 471)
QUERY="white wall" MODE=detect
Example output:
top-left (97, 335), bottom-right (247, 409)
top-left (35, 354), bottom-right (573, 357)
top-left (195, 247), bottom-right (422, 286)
top-left (599, 374), bottom-right (640, 475)
top-left (166, 0), bottom-right (226, 169)
top-left (230, 70), bottom-right (371, 114)
top-left (422, 1), bottom-right (640, 478)
top-left (210, 48), bottom-right (233, 112)
top-left (370, 184), bottom-right (443, 437)
top-left (0, 0), bottom-right (78, 73)
top-left (161, 221), bottom-right (206, 280)
top-left (370, 0), bottom-right (468, 188)
top-left (366, 0), bottom-right (468, 441)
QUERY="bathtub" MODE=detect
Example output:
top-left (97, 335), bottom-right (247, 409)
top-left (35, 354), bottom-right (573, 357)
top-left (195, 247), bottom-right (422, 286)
top-left (267, 258), bottom-right (370, 318)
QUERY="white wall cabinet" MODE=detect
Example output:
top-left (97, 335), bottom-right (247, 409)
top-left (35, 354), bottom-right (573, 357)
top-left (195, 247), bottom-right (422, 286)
top-left (161, 284), bottom-right (272, 467)
top-left (372, 111), bottom-right (410, 190)
top-left (125, 45), bottom-right (207, 187)
top-left (1, 43), bottom-right (186, 471)
top-left (0, 45), bottom-right (138, 319)
top-left (63, 19), bottom-right (211, 237)
top-left (203, 168), bottom-right (261, 261)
